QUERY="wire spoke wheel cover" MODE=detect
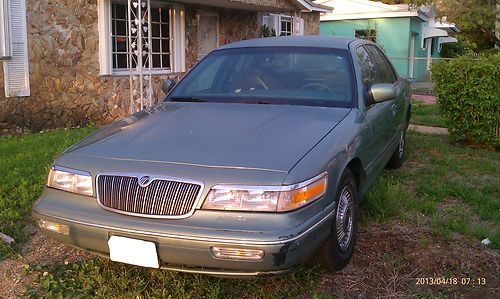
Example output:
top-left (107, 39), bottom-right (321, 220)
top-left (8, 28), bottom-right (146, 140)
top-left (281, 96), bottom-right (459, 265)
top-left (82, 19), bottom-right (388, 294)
top-left (336, 185), bottom-right (354, 252)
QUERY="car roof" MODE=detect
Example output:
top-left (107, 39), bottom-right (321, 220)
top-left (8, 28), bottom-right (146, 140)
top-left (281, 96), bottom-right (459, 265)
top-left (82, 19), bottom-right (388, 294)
top-left (217, 36), bottom-right (359, 50)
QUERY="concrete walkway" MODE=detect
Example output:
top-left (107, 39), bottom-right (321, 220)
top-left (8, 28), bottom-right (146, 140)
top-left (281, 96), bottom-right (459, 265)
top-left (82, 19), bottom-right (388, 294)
top-left (412, 94), bottom-right (437, 105)
top-left (409, 124), bottom-right (448, 134)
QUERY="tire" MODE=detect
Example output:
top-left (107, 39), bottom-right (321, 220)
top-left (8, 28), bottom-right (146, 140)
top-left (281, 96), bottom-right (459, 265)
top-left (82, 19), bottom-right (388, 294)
top-left (317, 169), bottom-right (358, 271)
top-left (386, 130), bottom-right (406, 169)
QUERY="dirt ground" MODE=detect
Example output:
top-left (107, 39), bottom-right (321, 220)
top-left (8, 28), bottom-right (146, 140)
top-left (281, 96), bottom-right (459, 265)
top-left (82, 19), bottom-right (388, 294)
top-left (411, 94), bottom-right (437, 105)
top-left (0, 227), bottom-right (89, 299)
top-left (0, 221), bottom-right (498, 298)
top-left (320, 222), bottom-right (499, 298)
top-left (408, 124), bottom-right (449, 135)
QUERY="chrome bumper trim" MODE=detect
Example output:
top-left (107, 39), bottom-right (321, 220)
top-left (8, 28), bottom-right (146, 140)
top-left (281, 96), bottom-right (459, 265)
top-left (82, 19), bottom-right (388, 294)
top-left (160, 265), bottom-right (296, 277)
top-left (34, 205), bottom-right (334, 246)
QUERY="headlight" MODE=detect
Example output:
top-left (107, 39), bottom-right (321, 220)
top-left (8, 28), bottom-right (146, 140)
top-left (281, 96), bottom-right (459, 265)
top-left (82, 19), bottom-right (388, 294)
top-left (47, 166), bottom-right (93, 196)
top-left (203, 172), bottom-right (327, 212)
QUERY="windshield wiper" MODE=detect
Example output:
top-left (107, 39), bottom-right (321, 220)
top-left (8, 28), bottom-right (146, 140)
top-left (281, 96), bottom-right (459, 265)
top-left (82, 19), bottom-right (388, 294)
top-left (170, 96), bottom-right (208, 103)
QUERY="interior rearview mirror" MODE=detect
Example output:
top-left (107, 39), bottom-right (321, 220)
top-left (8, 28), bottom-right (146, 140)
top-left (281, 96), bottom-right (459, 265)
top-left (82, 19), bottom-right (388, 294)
top-left (162, 79), bottom-right (177, 94)
top-left (369, 83), bottom-right (396, 103)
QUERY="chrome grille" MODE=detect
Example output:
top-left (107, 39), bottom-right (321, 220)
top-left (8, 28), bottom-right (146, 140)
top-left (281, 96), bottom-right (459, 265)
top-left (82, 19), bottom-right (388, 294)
top-left (97, 175), bottom-right (202, 218)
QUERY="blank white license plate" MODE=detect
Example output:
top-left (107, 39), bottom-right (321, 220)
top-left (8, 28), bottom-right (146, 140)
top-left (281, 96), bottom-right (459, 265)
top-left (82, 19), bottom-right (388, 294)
top-left (108, 236), bottom-right (159, 269)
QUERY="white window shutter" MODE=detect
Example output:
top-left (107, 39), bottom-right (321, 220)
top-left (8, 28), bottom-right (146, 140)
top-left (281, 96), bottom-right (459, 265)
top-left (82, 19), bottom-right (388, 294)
top-left (293, 17), bottom-right (304, 36)
top-left (3, 0), bottom-right (30, 97)
top-left (262, 15), bottom-right (269, 27)
top-left (0, 0), bottom-right (11, 59)
top-left (268, 15), bottom-right (280, 35)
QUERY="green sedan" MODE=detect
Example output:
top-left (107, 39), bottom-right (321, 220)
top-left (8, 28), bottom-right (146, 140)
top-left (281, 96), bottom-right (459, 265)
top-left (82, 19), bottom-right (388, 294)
top-left (33, 36), bottom-right (411, 277)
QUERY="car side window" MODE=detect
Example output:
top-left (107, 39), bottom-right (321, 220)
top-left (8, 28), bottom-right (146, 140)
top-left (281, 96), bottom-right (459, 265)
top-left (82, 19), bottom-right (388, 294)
top-left (355, 46), bottom-right (378, 87)
top-left (365, 45), bottom-right (397, 84)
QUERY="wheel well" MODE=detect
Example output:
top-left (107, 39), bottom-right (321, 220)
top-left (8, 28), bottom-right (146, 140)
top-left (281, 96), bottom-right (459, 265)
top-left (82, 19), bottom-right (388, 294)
top-left (406, 104), bottom-right (412, 129)
top-left (346, 158), bottom-right (363, 190)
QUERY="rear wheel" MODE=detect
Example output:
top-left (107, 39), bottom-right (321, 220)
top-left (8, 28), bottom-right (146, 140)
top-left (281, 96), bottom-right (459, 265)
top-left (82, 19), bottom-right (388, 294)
top-left (317, 169), bottom-right (358, 271)
top-left (386, 130), bottom-right (406, 169)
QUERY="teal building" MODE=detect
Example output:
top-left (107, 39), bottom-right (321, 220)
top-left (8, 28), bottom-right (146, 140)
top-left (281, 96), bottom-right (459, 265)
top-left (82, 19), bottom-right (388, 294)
top-left (317, 0), bottom-right (458, 81)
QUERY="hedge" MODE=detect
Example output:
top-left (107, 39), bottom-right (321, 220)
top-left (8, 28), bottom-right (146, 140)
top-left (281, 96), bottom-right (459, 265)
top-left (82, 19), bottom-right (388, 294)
top-left (431, 54), bottom-right (500, 148)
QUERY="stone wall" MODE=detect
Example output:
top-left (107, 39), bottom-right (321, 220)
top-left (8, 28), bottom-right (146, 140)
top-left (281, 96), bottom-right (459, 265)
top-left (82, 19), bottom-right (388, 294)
top-left (185, 6), bottom-right (261, 68)
top-left (0, 0), bottom-right (320, 134)
top-left (301, 11), bottom-right (320, 35)
top-left (1, 0), bottom-right (131, 133)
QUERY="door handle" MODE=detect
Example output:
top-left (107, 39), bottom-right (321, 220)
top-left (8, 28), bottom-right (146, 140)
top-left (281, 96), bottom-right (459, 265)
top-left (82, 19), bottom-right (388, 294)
top-left (391, 104), bottom-right (397, 116)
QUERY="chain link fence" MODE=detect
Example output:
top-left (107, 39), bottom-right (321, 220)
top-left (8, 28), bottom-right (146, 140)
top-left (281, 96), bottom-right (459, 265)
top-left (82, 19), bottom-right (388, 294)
top-left (389, 57), bottom-right (480, 82)
top-left (388, 57), bottom-right (480, 94)
top-left (388, 57), bottom-right (454, 83)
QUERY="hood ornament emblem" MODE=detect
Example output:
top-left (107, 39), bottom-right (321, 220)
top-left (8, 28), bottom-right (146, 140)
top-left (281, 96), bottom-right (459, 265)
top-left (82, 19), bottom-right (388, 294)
top-left (138, 175), bottom-right (152, 187)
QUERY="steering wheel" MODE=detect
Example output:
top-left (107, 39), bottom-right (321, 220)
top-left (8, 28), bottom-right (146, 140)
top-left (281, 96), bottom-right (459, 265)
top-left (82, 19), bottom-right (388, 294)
top-left (300, 82), bottom-right (331, 92)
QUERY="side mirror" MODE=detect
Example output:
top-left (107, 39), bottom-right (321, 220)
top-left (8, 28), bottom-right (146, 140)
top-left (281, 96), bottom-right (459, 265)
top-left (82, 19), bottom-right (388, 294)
top-left (162, 79), bottom-right (176, 94)
top-left (369, 83), bottom-right (396, 103)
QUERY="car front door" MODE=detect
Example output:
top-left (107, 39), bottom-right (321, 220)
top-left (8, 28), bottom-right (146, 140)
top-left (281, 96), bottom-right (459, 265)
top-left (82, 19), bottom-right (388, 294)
top-left (355, 45), bottom-right (395, 180)
top-left (364, 45), bottom-right (404, 138)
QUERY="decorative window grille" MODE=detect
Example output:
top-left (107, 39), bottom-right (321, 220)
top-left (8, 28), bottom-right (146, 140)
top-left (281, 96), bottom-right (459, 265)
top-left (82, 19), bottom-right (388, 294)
top-left (126, 0), bottom-right (154, 112)
top-left (98, 0), bottom-right (185, 113)
top-left (111, 2), bottom-right (170, 71)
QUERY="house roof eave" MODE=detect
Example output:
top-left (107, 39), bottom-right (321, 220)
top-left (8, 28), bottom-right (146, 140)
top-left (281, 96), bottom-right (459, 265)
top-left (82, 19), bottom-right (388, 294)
top-left (171, 0), bottom-right (331, 13)
top-left (293, 0), bottom-right (332, 13)
top-left (320, 11), bottom-right (423, 21)
top-left (170, 0), bottom-right (287, 12)
top-left (434, 22), bottom-right (460, 33)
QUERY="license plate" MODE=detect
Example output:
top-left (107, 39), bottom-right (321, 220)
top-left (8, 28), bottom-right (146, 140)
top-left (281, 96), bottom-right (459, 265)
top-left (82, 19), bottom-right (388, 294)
top-left (108, 236), bottom-right (159, 269)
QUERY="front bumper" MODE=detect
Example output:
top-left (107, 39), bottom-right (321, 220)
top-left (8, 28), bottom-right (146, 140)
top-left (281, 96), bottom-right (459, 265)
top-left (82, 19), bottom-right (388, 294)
top-left (32, 189), bottom-right (333, 277)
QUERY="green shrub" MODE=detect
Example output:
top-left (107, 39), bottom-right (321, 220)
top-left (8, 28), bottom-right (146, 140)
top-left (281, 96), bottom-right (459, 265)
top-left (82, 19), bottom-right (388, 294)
top-left (431, 54), bottom-right (500, 147)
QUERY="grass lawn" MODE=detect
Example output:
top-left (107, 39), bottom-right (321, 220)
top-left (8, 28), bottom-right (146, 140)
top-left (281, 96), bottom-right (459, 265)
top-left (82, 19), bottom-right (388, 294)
top-left (364, 132), bottom-right (499, 245)
top-left (0, 127), bottom-right (97, 259)
top-left (0, 127), bottom-right (498, 297)
top-left (410, 101), bottom-right (448, 128)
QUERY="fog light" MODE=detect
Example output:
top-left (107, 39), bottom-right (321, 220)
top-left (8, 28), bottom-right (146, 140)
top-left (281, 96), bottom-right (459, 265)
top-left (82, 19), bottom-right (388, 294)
top-left (211, 247), bottom-right (264, 261)
top-left (38, 219), bottom-right (70, 235)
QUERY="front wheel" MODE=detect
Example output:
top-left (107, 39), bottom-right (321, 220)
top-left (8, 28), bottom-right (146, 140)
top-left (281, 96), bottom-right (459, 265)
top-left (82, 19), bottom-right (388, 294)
top-left (317, 169), bottom-right (358, 271)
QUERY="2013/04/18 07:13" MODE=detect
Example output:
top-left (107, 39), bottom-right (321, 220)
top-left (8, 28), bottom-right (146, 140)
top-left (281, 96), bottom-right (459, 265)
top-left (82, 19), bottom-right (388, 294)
top-left (415, 277), bottom-right (487, 285)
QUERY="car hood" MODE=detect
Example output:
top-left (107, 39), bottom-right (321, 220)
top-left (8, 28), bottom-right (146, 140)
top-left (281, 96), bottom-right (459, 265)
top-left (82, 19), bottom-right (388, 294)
top-left (65, 102), bottom-right (350, 173)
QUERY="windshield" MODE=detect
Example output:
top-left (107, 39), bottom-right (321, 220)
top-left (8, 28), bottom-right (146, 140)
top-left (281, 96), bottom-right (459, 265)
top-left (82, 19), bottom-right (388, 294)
top-left (168, 47), bottom-right (355, 108)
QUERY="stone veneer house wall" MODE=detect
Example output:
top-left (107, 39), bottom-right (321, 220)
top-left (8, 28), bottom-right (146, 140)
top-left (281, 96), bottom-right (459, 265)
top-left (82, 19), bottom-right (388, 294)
top-left (0, 0), bottom-right (329, 133)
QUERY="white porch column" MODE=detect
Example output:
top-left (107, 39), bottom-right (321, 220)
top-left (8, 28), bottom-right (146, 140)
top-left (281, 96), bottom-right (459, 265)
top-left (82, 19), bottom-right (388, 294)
top-left (425, 38), bottom-right (432, 70)
top-left (409, 33), bottom-right (415, 79)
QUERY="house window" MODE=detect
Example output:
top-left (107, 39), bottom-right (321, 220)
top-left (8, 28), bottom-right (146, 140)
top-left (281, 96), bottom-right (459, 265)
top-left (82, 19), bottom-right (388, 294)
top-left (280, 16), bottom-right (292, 36)
top-left (262, 14), bottom-right (303, 37)
top-left (430, 38), bottom-right (436, 55)
top-left (111, 2), bottom-right (170, 71)
top-left (98, 0), bottom-right (185, 76)
top-left (355, 29), bottom-right (377, 43)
